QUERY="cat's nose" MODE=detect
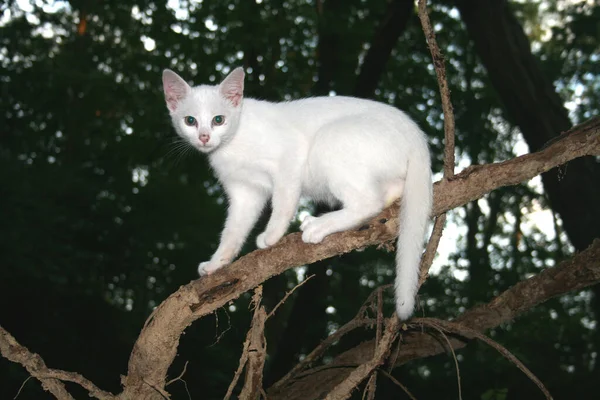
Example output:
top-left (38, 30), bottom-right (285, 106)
top-left (199, 133), bottom-right (210, 144)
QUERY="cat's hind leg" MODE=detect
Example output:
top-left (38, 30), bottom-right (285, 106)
top-left (300, 181), bottom-right (384, 244)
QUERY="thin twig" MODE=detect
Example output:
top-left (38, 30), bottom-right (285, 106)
top-left (270, 318), bottom-right (377, 390)
top-left (418, 320), bottom-right (462, 400)
top-left (359, 284), bottom-right (393, 320)
top-left (209, 306), bottom-right (232, 347)
top-left (271, 285), bottom-right (391, 391)
top-left (166, 361), bottom-right (189, 386)
top-left (378, 369), bottom-right (418, 400)
top-left (324, 317), bottom-right (400, 400)
top-left (13, 376), bottom-right (32, 399)
top-left (417, 0), bottom-right (456, 176)
top-left (418, 213), bottom-right (447, 287)
top-left (414, 318), bottom-right (552, 400)
top-left (182, 379), bottom-right (192, 400)
top-left (414, 0), bottom-right (456, 306)
top-left (387, 333), bottom-right (403, 374)
top-left (223, 340), bottom-right (250, 400)
top-left (143, 379), bottom-right (170, 399)
top-left (267, 274), bottom-right (315, 319)
top-left (362, 373), bottom-right (377, 400)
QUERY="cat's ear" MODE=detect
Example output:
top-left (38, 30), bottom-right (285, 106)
top-left (163, 69), bottom-right (191, 112)
top-left (219, 67), bottom-right (245, 107)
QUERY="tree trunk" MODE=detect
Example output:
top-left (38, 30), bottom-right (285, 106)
top-left (455, 0), bottom-right (600, 252)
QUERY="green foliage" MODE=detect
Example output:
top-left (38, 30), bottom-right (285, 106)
top-left (0, 0), bottom-right (598, 399)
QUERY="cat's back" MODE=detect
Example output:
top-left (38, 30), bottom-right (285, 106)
top-left (271, 96), bottom-right (417, 134)
top-left (278, 95), bottom-right (396, 115)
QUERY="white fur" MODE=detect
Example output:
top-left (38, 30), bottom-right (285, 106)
top-left (162, 68), bottom-right (432, 320)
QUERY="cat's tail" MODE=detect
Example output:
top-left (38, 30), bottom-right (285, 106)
top-left (395, 151), bottom-right (432, 320)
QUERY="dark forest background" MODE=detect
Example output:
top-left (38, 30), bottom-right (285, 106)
top-left (1, 0), bottom-right (599, 399)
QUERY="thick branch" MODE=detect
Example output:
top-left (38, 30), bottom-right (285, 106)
top-left (121, 117), bottom-right (600, 399)
top-left (0, 326), bottom-right (114, 400)
top-left (268, 239), bottom-right (600, 399)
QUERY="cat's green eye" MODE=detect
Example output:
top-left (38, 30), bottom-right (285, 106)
top-left (212, 115), bottom-right (225, 126)
top-left (184, 116), bottom-right (196, 126)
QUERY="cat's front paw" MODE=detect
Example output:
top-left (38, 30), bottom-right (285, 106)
top-left (256, 232), bottom-right (269, 249)
top-left (299, 215), bottom-right (317, 231)
top-left (300, 217), bottom-right (328, 244)
top-left (256, 231), bottom-right (282, 249)
top-left (198, 261), bottom-right (223, 276)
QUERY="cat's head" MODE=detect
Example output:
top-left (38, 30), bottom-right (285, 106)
top-left (162, 67), bottom-right (245, 153)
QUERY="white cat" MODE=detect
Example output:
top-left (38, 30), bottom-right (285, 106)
top-left (162, 67), bottom-right (432, 320)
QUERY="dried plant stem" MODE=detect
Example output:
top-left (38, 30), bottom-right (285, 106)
top-left (378, 369), bottom-right (417, 400)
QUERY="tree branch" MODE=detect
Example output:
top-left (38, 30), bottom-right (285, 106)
top-left (325, 317), bottom-right (400, 400)
top-left (416, 0), bottom-right (457, 288)
top-left (0, 326), bottom-right (114, 400)
top-left (268, 238), bottom-right (600, 399)
top-left (224, 287), bottom-right (268, 400)
top-left (118, 117), bottom-right (599, 399)
top-left (418, 0), bottom-right (456, 176)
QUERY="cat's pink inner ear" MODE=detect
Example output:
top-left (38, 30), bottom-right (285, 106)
top-left (219, 67), bottom-right (245, 107)
top-left (163, 70), bottom-right (190, 112)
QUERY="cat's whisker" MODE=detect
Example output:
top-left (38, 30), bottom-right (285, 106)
top-left (162, 140), bottom-right (194, 166)
top-left (166, 141), bottom-right (197, 168)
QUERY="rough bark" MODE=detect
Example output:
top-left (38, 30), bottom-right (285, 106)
top-left (268, 238), bottom-right (600, 400)
top-left (117, 117), bottom-right (599, 399)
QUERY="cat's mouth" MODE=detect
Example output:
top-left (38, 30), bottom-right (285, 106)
top-left (195, 142), bottom-right (216, 153)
